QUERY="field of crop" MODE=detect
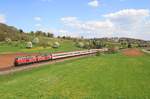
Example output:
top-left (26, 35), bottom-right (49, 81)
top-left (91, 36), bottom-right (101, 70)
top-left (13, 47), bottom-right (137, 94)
top-left (0, 50), bottom-right (150, 99)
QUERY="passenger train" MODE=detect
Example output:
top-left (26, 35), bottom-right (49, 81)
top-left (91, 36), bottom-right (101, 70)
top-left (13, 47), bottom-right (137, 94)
top-left (14, 49), bottom-right (107, 66)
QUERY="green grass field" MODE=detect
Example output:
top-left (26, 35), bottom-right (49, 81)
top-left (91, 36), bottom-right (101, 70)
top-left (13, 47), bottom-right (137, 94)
top-left (0, 52), bottom-right (150, 99)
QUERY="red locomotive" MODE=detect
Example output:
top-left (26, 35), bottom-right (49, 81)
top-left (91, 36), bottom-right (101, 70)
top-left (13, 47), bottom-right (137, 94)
top-left (14, 54), bottom-right (52, 66)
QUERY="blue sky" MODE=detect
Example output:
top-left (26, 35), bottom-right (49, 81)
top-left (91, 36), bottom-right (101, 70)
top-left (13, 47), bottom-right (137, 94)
top-left (0, 0), bottom-right (150, 39)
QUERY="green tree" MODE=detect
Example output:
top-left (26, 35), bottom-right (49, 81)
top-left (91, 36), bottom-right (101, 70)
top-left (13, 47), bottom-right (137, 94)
top-left (5, 37), bottom-right (11, 43)
top-left (47, 32), bottom-right (54, 38)
top-left (26, 42), bottom-right (33, 49)
top-left (52, 42), bottom-right (60, 48)
top-left (32, 37), bottom-right (39, 44)
top-left (76, 42), bottom-right (84, 48)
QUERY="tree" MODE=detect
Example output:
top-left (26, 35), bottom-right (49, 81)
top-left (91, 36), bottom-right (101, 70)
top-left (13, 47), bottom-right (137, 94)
top-left (128, 43), bottom-right (132, 48)
top-left (47, 32), bottom-right (54, 38)
top-left (90, 40), bottom-right (105, 49)
top-left (35, 31), bottom-right (44, 36)
top-left (26, 42), bottom-right (33, 48)
top-left (30, 31), bottom-right (34, 35)
top-left (62, 36), bottom-right (66, 39)
top-left (52, 42), bottom-right (60, 48)
top-left (47, 42), bottom-right (52, 46)
top-left (57, 36), bottom-right (60, 38)
top-left (19, 29), bottom-right (24, 33)
top-left (5, 37), bottom-right (11, 43)
top-left (32, 37), bottom-right (39, 44)
top-left (77, 42), bottom-right (84, 48)
top-left (84, 42), bottom-right (90, 49)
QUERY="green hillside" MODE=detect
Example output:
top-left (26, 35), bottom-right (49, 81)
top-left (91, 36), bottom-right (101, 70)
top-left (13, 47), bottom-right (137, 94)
top-left (0, 52), bottom-right (150, 98)
top-left (0, 23), bottom-right (83, 53)
top-left (0, 39), bottom-right (82, 53)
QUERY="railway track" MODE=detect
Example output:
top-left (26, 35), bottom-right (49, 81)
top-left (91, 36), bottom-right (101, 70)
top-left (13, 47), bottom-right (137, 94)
top-left (0, 54), bottom-right (94, 75)
top-left (0, 48), bottom-right (108, 75)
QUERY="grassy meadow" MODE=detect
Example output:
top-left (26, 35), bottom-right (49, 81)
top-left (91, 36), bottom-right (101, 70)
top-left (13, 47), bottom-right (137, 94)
top-left (0, 38), bottom-right (82, 54)
top-left (0, 52), bottom-right (150, 99)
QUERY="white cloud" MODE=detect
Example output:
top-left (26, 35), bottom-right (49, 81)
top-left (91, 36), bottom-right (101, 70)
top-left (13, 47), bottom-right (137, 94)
top-left (103, 9), bottom-right (150, 39)
top-left (61, 16), bottom-right (114, 32)
top-left (34, 17), bottom-right (42, 21)
top-left (57, 29), bottom-right (81, 37)
top-left (35, 24), bottom-right (42, 27)
top-left (104, 9), bottom-right (149, 20)
top-left (88, 0), bottom-right (99, 7)
top-left (61, 9), bottom-right (150, 40)
top-left (0, 14), bottom-right (6, 23)
top-left (61, 17), bottom-right (77, 22)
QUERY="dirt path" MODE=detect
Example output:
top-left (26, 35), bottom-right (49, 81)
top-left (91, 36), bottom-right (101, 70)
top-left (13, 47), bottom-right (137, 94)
top-left (0, 53), bottom-right (39, 70)
top-left (122, 48), bottom-right (144, 57)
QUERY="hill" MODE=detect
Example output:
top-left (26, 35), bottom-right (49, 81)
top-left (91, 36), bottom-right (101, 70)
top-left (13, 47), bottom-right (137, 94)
top-left (0, 23), bottom-right (24, 41)
top-left (0, 23), bottom-right (83, 53)
top-left (0, 23), bottom-right (55, 42)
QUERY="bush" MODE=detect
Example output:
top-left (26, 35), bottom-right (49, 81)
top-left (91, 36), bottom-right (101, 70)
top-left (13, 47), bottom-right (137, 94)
top-left (52, 42), bottom-right (60, 48)
top-left (32, 37), bottom-right (39, 44)
top-left (26, 42), bottom-right (33, 49)
top-left (76, 42), bottom-right (84, 48)
top-left (84, 42), bottom-right (90, 49)
top-left (5, 38), bottom-right (11, 44)
top-left (96, 51), bottom-right (101, 56)
top-left (107, 47), bottom-right (118, 54)
top-left (128, 43), bottom-right (132, 48)
top-left (11, 41), bottom-right (18, 47)
top-left (47, 42), bottom-right (52, 46)
top-left (40, 42), bottom-right (47, 48)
